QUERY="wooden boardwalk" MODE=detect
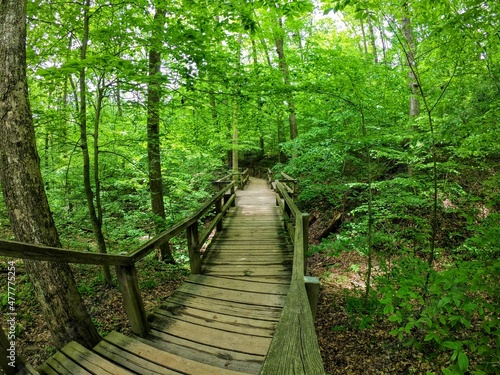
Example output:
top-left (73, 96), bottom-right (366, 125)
top-left (38, 178), bottom-right (294, 375)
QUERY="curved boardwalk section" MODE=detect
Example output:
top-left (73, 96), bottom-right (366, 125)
top-left (37, 178), bottom-right (293, 375)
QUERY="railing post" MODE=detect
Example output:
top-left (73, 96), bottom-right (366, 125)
top-left (115, 265), bottom-right (149, 337)
top-left (230, 183), bottom-right (236, 207)
top-left (215, 196), bottom-right (223, 231)
top-left (232, 172), bottom-right (240, 188)
top-left (304, 276), bottom-right (320, 320)
top-left (302, 213), bottom-right (309, 275)
top-left (187, 222), bottom-right (201, 274)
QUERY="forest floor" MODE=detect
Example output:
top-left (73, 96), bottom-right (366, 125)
top-left (0, 228), bottom-right (451, 374)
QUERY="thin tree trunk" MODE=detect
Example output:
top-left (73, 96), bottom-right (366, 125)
top-left (147, 7), bottom-right (174, 263)
top-left (79, 1), bottom-right (113, 285)
top-left (232, 34), bottom-right (242, 186)
top-left (92, 76), bottom-right (113, 284)
top-left (0, 0), bottom-right (100, 350)
top-left (367, 16), bottom-right (378, 63)
top-left (360, 19), bottom-right (368, 54)
top-left (402, 3), bottom-right (420, 117)
top-left (274, 17), bottom-right (298, 140)
top-left (251, 37), bottom-right (265, 159)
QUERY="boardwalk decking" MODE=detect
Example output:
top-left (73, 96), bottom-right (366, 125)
top-left (38, 178), bottom-right (294, 375)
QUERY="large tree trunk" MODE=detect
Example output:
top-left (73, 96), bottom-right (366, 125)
top-left (147, 8), bottom-right (175, 263)
top-left (0, 0), bottom-right (100, 350)
top-left (79, 1), bottom-right (113, 285)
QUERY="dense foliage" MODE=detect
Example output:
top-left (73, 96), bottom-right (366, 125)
top-left (0, 0), bottom-right (498, 373)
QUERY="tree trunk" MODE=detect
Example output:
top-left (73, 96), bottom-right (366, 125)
top-left (79, 1), bottom-right (113, 285)
top-left (402, 3), bottom-right (420, 117)
top-left (0, 0), bottom-right (100, 349)
top-left (274, 17), bottom-right (298, 140)
top-left (232, 34), bottom-right (242, 186)
top-left (147, 8), bottom-right (175, 263)
top-left (367, 16), bottom-right (378, 63)
top-left (93, 77), bottom-right (113, 285)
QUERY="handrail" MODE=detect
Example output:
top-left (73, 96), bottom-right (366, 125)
top-left (240, 168), bottom-right (250, 188)
top-left (0, 182), bottom-right (236, 338)
top-left (267, 169), bottom-right (297, 199)
top-left (260, 180), bottom-right (324, 374)
top-left (278, 172), bottom-right (297, 200)
top-left (212, 168), bottom-right (249, 190)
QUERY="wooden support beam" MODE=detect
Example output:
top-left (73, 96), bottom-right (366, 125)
top-left (215, 197), bottom-right (223, 231)
top-left (187, 223), bottom-right (201, 274)
top-left (230, 184), bottom-right (236, 207)
top-left (304, 276), bottom-right (320, 320)
top-left (115, 265), bottom-right (149, 337)
top-left (301, 213), bottom-right (309, 275)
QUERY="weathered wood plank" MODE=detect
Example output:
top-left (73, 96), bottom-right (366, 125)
top-left (94, 340), bottom-right (182, 374)
top-left (150, 318), bottom-right (272, 356)
top-left (213, 275), bottom-right (290, 285)
top-left (202, 265), bottom-right (291, 277)
top-left (104, 331), bottom-right (245, 375)
top-left (163, 292), bottom-right (282, 321)
top-left (154, 305), bottom-right (276, 336)
top-left (144, 329), bottom-right (264, 374)
top-left (185, 275), bottom-right (289, 295)
top-left (37, 363), bottom-right (59, 375)
top-left (174, 283), bottom-right (286, 307)
top-left (43, 352), bottom-right (92, 375)
top-left (61, 341), bottom-right (133, 375)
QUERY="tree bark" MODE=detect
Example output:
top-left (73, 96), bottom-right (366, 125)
top-left (147, 7), bottom-right (174, 263)
top-left (0, 0), bottom-right (100, 349)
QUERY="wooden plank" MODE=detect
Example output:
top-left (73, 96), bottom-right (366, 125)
top-left (61, 341), bottom-right (133, 375)
top-left (143, 329), bottom-right (264, 374)
top-left (94, 340), bottom-right (181, 375)
top-left (212, 275), bottom-right (290, 285)
top-left (202, 252), bottom-right (293, 260)
top-left (150, 317), bottom-right (272, 356)
top-left (202, 259), bottom-right (292, 267)
top-left (44, 352), bottom-right (92, 375)
top-left (185, 275), bottom-right (289, 295)
top-left (154, 306), bottom-right (276, 336)
top-left (175, 283), bottom-right (286, 307)
top-left (158, 303), bottom-right (278, 330)
top-left (164, 292), bottom-right (282, 321)
top-left (37, 363), bottom-right (59, 375)
top-left (104, 331), bottom-right (246, 375)
top-left (202, 265), bottom-right (291, 277)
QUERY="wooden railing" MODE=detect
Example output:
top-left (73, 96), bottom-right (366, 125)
top-left (267, 169), bottom-right (297, 199)
top-left (260, 178), bottom-right (324, 375)
top-left (0, 182), bottom-right (236, 339)
top-left (212, 168), bottom-right (249, 191)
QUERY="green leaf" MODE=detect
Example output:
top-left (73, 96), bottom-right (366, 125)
top-left (442, 341), bottom-right (462, 350)
top-left (457, 351), bottom-right (469, 372)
